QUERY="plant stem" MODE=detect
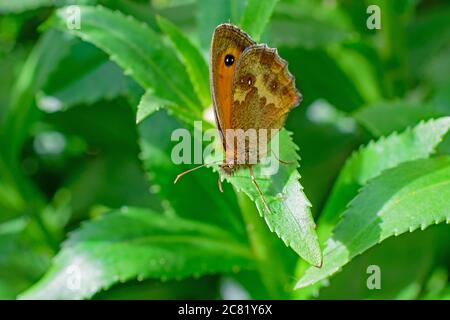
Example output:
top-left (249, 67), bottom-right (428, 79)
top-left (236, 191), bottom-right (290, 298)
top-left (379, 0), bottom-right (409, 97)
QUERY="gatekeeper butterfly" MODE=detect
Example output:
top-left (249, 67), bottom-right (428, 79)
top-left (175, 23), bottom-right (301, 212)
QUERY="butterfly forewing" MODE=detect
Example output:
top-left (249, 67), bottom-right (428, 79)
top-left (210, 24), bottom-right (254, 137)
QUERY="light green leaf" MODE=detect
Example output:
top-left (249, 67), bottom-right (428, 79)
top-left (0, 217), bottom-right (52, 299)
top-left (0, 0), bottom-right (53, 13)
top-left (19, 207), bottom-right (254, 300)
top-left (296, 156), bottom-right (450, 288)
top-left (353, 102), bottom-right (446, 137)
top-left (52, 5), bottom-right (203, 120)
top-left (197, 0), bottom-right (230, 49)
top-left (196, 0), bottom-right (245, 49)
top-left (157, 16), bottom-right (210, 108)
top-left (136, 90), bottom-right (172, 124)
top-left (317, 117), bottom-right (450, 243)
top-left (240, 0), bottom-right (279, 42)
top-left (209, 129), bottom-right (322, 267)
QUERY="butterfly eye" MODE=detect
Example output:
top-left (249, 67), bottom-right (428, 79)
top-left (224, 54), bottom-right (235, 66)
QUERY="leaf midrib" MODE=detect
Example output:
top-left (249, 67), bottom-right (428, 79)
top-left (72, 234), bottom-right (254, 259)
top-left (69, 11), bottom-right (199, 113)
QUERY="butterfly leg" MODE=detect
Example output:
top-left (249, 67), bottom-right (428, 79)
top-left (271, 150), bottom-right (295, 165)
top-left (249, 166), bottom-right (271, 214)
top-left (218, 175), bottom-right (224, 193)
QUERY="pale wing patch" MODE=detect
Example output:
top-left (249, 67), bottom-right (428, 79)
top-left (230, 45), bottom-right (301, 131)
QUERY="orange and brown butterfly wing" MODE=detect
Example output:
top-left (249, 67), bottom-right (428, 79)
top-left (210, 23), bottom-right (254, 142)
top-left (230, 44), bottom-right (301, 134)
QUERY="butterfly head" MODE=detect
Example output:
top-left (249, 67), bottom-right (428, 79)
top-left (220, 159), bottom-right (237, 176)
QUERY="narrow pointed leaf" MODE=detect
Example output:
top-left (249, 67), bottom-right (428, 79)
top-left (317, 117), bottom-right (450, 243)
top-left (210, 129), bottom-right (322, 267)
top-left (296, 157), bottom-right (450, 288)
top-left (19, 207), bottom-right (254, 300)
top-left (157, 16), bottom-right (210, 108)
top-left (52, 5), bottom-right (203, 119)
top-left (240, 0), bottom-right (279, 41)
top-left (42, 41), bottom-right (132, 111)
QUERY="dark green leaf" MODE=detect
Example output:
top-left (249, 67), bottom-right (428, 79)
top-left (52, 5), bottom-right (203, 118)
top-left (280, 46), bottom-right (365, 112)
top-left (1, 29), bottom-right (73, 162)
top-left (19, 207), bottom-right (254, 299)
top-left (138, 111), bottom-right (245, 237)
top-left (317, 225), bottom-right (447, 299)
top-left (41, 40), bottom-right (132, 111)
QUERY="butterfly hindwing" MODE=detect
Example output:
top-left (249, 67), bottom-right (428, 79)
top-left (230, 45), bottom-right (301, 133)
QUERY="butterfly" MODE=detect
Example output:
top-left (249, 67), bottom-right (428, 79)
top-left (175, 23), bottom-right (302, 212)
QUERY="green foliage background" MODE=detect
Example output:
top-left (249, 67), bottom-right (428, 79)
top-left (0, 0), bottom-right (449, 300)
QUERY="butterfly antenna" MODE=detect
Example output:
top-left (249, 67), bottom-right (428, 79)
top-left (249, 166), bottom-right (271, 214)
top-left (174, 161), bottom-right (223, 184)
top-left (174, 163), bottom-right (209, 184)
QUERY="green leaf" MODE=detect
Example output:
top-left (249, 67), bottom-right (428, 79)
top-left (138, 111), bottom-right (245, 237)
top-left (19, 207), bottom-right (254, 300)
top-left (0, 0), bottom-right (53, 13)
top-left (136, 90), bottom-right (171, 124)
top-left (353, 101), bottom-right (447, 137)
top-left (271, 13), bottom-right (353, 48)
top-left (156, 16), bottom-right (210, 108)
top-left (296, 156), bottom-right (450, 289)
top-left (318, 117), bottom-right (450, 243)
top-left (317, 224), bottom-right (447, 299)
top-left (95, 277), bottom-right (222, 300)
top-left (407, 7), bottom-right (450, 79)
top-left (41, 40), bottom-right (132, 111)
top-left (1, 29), bottom-right (73, 162)
top-left (209, 129), bottom-right (322, 267)
top-left (240, 0), bottom-right (279, 41)
top-left (0, 30), bottom-right (72, 240)
top-left (280, 46), bottom-right (364, 112)
top-left (0, 218), bottom-right (52, 298)
top-left (52, 5), bottom-right (203, 119)
top-left (196, 0), bottom-right (237, 50)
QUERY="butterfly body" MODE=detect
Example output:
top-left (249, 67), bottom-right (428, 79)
top-left (174, 23), bottom-right (301, 211)
top-left (210, 23), bottom-right (301, 176)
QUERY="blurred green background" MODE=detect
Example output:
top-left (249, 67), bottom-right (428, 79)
top-left (0, 0), bottom-right (449, 300)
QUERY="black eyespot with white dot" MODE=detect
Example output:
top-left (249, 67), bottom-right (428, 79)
top-left (224, 54), bottom-right (235, 66)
